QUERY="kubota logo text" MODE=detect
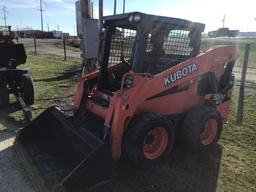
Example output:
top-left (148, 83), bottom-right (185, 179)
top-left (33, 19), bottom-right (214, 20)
top-left (164, 63), bottom-right (198, 86)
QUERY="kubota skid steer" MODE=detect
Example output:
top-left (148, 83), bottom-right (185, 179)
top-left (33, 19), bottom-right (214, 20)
top-left (16, 12), bottom-right (237, 192)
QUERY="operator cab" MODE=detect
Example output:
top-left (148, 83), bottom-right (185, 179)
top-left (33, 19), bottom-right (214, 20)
top-left (98, 12), bottom-right (205, 92)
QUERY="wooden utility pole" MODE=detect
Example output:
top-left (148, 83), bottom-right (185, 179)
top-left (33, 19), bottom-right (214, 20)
top-left (123, 0), bottom-right (126, 13)
top-left (2, 6), bottom-right (7, 27)
top-left (114, 0), bottom-right (117, 15)
top-left (99, 0), bottom-right (103, 31)
top-left (80, 0), bottom-right (92, 19)
top-left (80, 0), bottom-right (96, 73)
top-left (40, 0), bottom-right (43, 31)
top-left (91, 1), bottom-right (94, 18)
top-left (38, 0), bottom-right (46, 31)
top-left (222, 15), bottom-right (225, 28)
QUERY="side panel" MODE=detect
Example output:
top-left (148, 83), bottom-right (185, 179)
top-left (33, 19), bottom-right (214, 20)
top-left (136, 81), bottom-right (200, 115)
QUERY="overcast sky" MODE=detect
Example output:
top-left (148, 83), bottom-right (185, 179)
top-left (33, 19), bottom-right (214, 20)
top-left (0, 0), bottom-right (256, 35)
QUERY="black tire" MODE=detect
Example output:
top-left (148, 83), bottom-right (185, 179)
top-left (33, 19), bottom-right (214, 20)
top-left (0, 76), bottom-right (9, 108)
top-left (181, 106), bottom-right (222, 149)
top-left (20, 74), bottom-right (34, 106)
top-left (0, 76), bottom-right (7, 89)
top-left (123, 113), bottom-right (175, 165)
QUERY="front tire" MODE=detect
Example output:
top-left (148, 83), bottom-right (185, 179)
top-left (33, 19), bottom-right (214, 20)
top-left (181, 106), bottom-right (222, 149)
top-left (123, 113), bottom-right (175, 165)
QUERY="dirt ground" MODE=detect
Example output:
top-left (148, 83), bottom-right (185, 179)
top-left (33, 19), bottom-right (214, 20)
top-left (0, 119), bottom-right (34, 192)
top-left (19, 38), bottom-right (81, 59)
top-left (0, 95), bottom-right (75, 192)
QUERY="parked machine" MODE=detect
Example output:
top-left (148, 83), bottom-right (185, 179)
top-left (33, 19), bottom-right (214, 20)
top-left (16, 12), bottom-right (237, 192)
top-left (0, 26), bottom-right (16, 40)
top-left (0, 32), bottom-right (34, 121)
top-left (208, 27), bottom-right (239, 38)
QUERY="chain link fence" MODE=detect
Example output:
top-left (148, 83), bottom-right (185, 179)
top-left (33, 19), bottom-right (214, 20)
top-left (234, 65), bottom-right (256, 90)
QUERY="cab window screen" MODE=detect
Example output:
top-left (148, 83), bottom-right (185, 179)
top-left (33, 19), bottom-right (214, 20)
top-left (109, 27), bottom-right (137, 66)
top-left (163, 30), bottom-right (193, 56)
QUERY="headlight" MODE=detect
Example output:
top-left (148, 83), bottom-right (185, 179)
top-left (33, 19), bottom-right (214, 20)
top-left (128, 15), bottom-right (134, 22)
top-left (133, 14), bottom-right (141, 22)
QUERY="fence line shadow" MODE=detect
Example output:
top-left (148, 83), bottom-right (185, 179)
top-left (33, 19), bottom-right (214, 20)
top-left (34, 69), bottom-right (81, 82)
top-left (35, 94), bottom-right (74, 101)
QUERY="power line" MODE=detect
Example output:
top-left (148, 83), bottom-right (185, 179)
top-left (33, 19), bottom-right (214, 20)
top-left (2, 5), bottom-right (7, 27)
top-left (38, 0), bottom-right (46, 31)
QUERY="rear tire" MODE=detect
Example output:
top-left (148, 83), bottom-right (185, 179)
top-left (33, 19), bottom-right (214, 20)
top-left (20, 74), bottom-right (34, 106)
top-left (123, 113), bottom-right (175, 165)
top-left (181, 106), bottom-right (222, 149)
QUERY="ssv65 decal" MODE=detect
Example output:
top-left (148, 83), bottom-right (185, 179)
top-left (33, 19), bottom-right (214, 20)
top-left (164, 63), bottom-right (198, 86)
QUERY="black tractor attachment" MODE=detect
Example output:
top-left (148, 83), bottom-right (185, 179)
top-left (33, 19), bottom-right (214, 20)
top-left (0, 41), bottom-right (34, 121)
top-left (15, 106), bottom-right (113, 192)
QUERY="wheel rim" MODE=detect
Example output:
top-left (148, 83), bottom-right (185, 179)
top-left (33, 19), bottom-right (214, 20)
top-left (143, 127), bottom-right (168, 160)
top-left (200, 118), bottom-right (218, 145)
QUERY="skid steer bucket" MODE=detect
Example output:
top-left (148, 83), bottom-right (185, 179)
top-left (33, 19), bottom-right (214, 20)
top-left (15, 106), bottom-right (113, 192)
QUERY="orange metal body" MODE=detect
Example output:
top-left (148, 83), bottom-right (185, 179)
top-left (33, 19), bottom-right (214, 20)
top-left (74, 45), bottom-right (237, 159)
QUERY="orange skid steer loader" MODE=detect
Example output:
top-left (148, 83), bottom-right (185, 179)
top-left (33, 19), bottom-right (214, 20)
top-left (16, 12), bottom-right (237, 192)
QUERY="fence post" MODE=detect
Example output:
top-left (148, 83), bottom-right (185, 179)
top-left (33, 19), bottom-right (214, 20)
top-left (63, 38), bottom-right (67, 61)
top-left (236, 44), bottom-right (250, 124)
top-left (34, 37), bottom-right (37, 55)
